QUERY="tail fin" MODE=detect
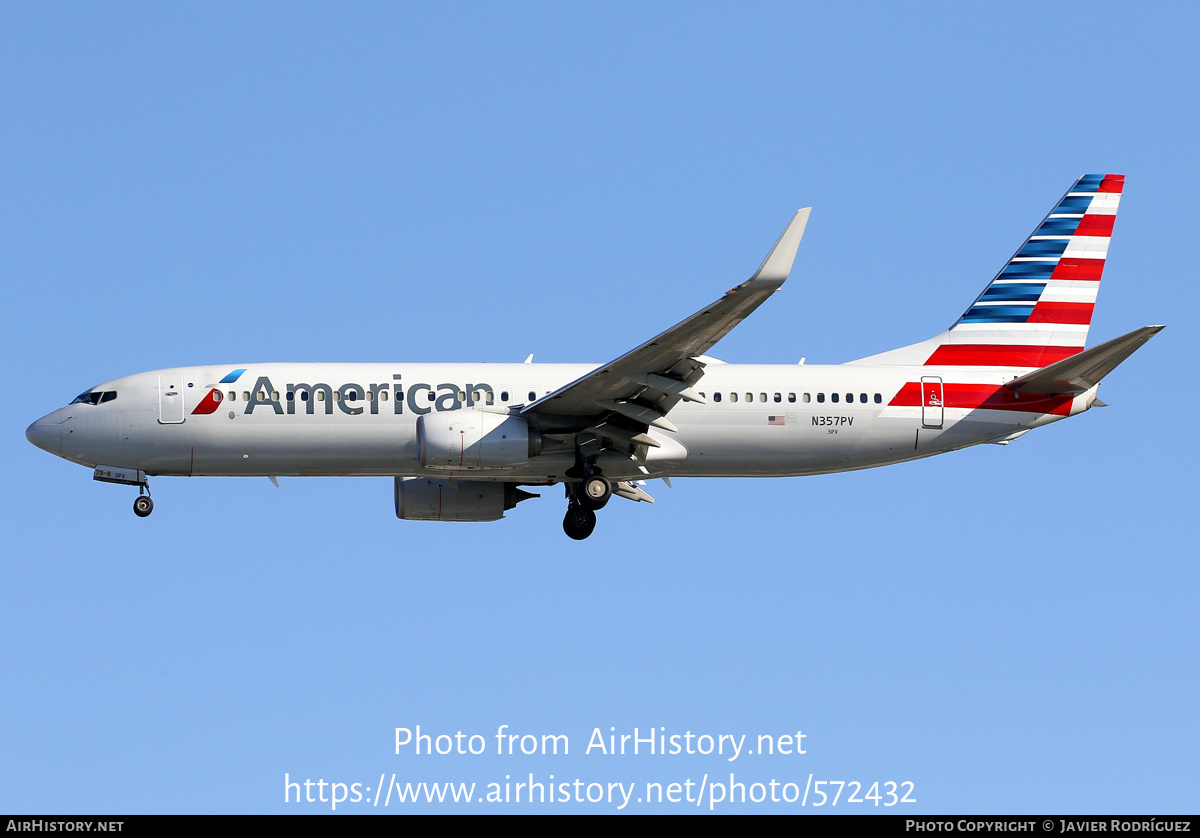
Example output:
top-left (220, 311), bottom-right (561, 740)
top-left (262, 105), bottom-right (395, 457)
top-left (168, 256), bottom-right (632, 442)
top-left (851, 174), bottom-right (1124, 368)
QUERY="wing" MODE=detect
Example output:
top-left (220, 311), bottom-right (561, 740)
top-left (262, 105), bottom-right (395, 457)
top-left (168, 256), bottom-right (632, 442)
top-left (521, 208), bottom-right (810, 456)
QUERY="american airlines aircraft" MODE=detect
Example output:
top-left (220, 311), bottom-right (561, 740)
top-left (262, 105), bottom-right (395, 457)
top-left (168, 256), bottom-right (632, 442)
top-left (27, 174), bottom-right (1160, 539)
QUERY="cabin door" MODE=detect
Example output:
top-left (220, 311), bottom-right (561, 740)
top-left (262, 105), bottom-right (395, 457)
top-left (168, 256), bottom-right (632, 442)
top-left (159, 373), bottom-right (186, 424)
top-left (921, 376), bottom-right (944, 429)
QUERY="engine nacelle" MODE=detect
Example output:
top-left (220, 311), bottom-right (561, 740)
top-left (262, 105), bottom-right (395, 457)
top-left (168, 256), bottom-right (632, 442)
top-left (417, 409), bottom-right (541, 470)
top-left (394, 478), bottom-right (538, 522)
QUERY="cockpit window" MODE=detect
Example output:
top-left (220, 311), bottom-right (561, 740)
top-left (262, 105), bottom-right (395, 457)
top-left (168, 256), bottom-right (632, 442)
top-left (70, 390), bottom-right (117, 405)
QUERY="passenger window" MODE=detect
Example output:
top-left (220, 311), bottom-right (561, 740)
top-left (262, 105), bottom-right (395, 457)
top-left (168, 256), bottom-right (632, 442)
top-left (243, 391), bottom-right (251, 401)
top-left (714, 392), bottom-right (722, 403)
top-left (773, 393), bottom-right (781, 403)
top-left (802, 393), bottom-right (810, 403)
top-left (333, 391), bottom-right (341, 401)
top-left (485, 391), bottom-right (494, 405)
top-left (875, 393), bottom-right (882, 404)
top-left (228, 391), bottom-right (236, 401)
top-left (790, 393), bottom-right (798, 403)
top-left (286, 391), bottom-right (294, 401)
top-left (458, 391), bottom-right (466, 401)
top-left (528, 391), bottom-right (536, 402)
top-left (256, 391), bottom-right (265, 402)
top-left (846, 393), bottom-right (853, 403)
top-left (271, 391), bottom-right (279, 401)
top-left (501, 391), bottom-right (510, 403)
top-left (731, 393), bottom-right (739, 403)
top-left (759, 393), bottom-right (767, 403)
top-left (301, 391), bottom-right (309, 401)
top-left (380, 390), bottom-right (388, 401)
top-left (831, 393), bottom-right (839, 403)
top-left (210, 391), bottom-right (220, 403)
top-left (316, 391), bottom-right (325, 401)
top-left (427, 391), bottom-right (435, 402)
top-left (817, 393), bottom-right (825, 403)
top-left (745, 393), bottom-right (752, 402)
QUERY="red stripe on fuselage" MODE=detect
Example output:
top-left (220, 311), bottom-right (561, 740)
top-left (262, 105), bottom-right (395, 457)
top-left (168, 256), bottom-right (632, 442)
top-left (889, 382), bottom-right (1074, 415)
top-left (924, 344), bottom-right (1080, 367)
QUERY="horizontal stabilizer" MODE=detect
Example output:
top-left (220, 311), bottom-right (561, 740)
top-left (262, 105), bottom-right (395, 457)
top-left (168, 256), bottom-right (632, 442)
top-left (1005, 325), bottom-right (1163, 395)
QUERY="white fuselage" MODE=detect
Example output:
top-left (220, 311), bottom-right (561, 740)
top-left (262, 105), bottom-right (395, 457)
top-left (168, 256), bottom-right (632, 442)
top-left (29, 361), bottom-right (1091, 484)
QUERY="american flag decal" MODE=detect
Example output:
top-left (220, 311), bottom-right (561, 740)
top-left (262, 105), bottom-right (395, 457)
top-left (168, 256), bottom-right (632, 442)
top-left (768, 415), bottom-right (785, 425)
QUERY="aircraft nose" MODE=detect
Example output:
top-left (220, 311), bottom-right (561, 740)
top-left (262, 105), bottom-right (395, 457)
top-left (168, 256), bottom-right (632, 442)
top-left (26, 416), bottom-right (62, 456)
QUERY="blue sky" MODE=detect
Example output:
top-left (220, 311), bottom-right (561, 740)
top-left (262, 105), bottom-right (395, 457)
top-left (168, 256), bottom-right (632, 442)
top-left (3, 2), bottom-right (1196, 813)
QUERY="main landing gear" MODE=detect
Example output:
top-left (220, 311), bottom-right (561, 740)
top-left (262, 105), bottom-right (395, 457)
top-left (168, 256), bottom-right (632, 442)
top-left (562, 472), bottom-right (612, 540)
top-left (581, 473), bottom-right (612, 509)
top-left (133, 484), bottom-right (154, 518)
top-left (562, 502), bottom-right (596, 540)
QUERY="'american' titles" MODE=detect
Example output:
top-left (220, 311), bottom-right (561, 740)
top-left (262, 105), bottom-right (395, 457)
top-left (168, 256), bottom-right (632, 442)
top-left (239, 374), bottom-right (498, 417)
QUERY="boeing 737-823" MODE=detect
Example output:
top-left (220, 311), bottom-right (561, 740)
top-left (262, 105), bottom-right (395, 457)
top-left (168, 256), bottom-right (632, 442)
top-left (27, 175), bottom-right (1160, 539)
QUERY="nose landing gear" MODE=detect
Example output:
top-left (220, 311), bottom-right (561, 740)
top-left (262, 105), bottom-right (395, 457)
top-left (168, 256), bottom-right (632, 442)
top-left (92, 466), bottom-right (154, 518)
top-left (133, 483), bottom-right (153, 518)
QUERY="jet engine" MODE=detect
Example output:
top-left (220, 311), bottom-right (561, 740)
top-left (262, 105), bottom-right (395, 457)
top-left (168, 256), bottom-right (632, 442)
top-left (394, 478), bottom-right (538, 522)
top-left (417, 409), bottom-right (542, 470)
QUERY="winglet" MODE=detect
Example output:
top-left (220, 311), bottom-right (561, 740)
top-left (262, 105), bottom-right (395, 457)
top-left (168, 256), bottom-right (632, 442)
top-left (749, 207), bottom-right (811, 285)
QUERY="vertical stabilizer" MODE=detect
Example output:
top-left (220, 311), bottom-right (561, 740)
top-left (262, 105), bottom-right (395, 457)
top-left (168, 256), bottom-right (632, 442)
top-left (851, 174), bottom-right (1124, 368)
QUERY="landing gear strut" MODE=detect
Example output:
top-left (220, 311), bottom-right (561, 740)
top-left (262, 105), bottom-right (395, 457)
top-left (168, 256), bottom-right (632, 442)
top-left (563, 444), bottom-right (608, 539)
top-left (133, 484), bottom-right (153, 518)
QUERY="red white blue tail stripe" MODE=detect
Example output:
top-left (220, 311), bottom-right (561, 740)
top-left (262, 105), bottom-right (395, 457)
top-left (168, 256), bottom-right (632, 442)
top-left (925, 173), bottom-right (1123, 367)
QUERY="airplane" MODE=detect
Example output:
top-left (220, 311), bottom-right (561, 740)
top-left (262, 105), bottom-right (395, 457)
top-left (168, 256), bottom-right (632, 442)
top-left (26, 174), bottom-right (1161, 540)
